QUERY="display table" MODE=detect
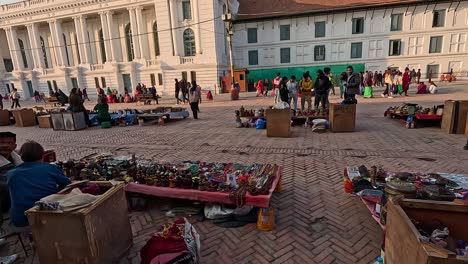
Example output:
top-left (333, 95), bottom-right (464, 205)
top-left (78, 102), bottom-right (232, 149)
top-left (125, 167), bottom-right (282, 208)
top-left (26, 182), bottom-right (132, 264)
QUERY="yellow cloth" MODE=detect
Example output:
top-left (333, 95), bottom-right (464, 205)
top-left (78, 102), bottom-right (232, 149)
top-left (299, 79), bottom-right (313, 96)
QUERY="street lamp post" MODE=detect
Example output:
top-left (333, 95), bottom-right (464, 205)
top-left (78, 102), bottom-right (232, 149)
top-left (223, 0), bottom-right (238, 100)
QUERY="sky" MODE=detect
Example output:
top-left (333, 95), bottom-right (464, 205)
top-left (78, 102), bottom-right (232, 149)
top-left (0, 0), bottom-right (20, 4)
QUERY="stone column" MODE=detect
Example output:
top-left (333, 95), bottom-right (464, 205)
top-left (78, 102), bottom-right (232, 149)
top-left (5, 27), bottom-right (23, 71)
top-left (135, 6), bottom-right (149, 60)
top-left (168, 0), bottom-right (179, 56)
top-left (54, 20), bottom-right (68, 66)
top-left (99, 12), bottom-right (112, 63)
top-left (193, 0), bottom-right (202, 54)
top-left (79, 16), bottom-right (92, 64)
top-left (27, 23), bottom-right (45, 69)
top-left (48, 20), bottom-right (63, 67)
top-left (73, 16), bottom-right (87, 64)
top-left (128, 7), bottom-right (141, 60)
top-left (106, 11), bottom-right (117, 62)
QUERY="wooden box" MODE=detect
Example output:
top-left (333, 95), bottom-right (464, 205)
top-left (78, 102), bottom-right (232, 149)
top-left (456, 101), bottom-right (468, 134)
top-left (329, 103), bottom-right (356, 132)
top-left (465, 113), bottom-right (468, 136)
top-left (385, 198), bottom-right (468, 264)
top-left (0, 110), bottom-right (10, 126)
top-left (26, 182), bottom-right (132, 264)
top-left (441, 100), bottom-right (468, 134)
top-left (266, 109), bottom-right (291, 137)
top-left (12, 109), bottom-right (36, 127)
top-left (37, 115), bottom-right (52, 128)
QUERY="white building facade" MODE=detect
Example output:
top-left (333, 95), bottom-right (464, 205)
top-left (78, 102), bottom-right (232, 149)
top-left (0, 0), bottom-right (229, 98)
top-left (232, 0), bottom-right (468, 83)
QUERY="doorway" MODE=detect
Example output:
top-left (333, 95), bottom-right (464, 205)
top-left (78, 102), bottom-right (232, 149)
top-left (71, 78), bottom-right (78, 89)
top-left (122, 74), bottom-right (132, 93)
top-left (26, 81), bottom-right (33, 97)
top-left (427, 64), bottom-right (439, 79)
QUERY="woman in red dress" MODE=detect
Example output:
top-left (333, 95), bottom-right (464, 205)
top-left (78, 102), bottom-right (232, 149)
top-left (402, 67), bottom-right (410, 96)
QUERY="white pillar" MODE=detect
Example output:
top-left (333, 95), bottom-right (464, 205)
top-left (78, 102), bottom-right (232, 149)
top-left (48, 20), bottom-right (62, 67)
top-left (99, 12), bottom-right (112, 63)
top-left (79, 16), bottom-right (92, 64)
top-left (73, 16), bottom-right (87, 64)
top-left (54, 20), bottom-right (68, 66)
top-left (31, 23), bottom-right (45, 69)
top-left (106, 11), bottom-right (117, 62)
top-left (193, 0), bottom-right (202, 54)
top-left (128, 7), bottom-right (141, 60)
top-left (26, 24), bottom-right (40, 69)
top-left (135, 6), bottom-right (149, 60)
top-left (4, 27), bottom-right (23, 71)
top-left (168, 0), bottom-right (179, 56)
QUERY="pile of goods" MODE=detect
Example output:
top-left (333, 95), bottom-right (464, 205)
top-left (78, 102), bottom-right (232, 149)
top-left (345, 165), bottom-right (468, 225)
top-left (413, 221), bottom-right (467, 257)
top-left (295, 108), bottom-right (327, 118)
top-left (384, 103), bottom-right (443, 117)
top-left (238, 106), bottom-right (266, 118)
top-left (57, 155), bottom-right (279, 207)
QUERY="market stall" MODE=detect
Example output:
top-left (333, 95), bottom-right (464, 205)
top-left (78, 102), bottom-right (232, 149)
top-left (57, 155), bottom-right (281, 209)
top-left (384, 103), bottom-right (444, 129)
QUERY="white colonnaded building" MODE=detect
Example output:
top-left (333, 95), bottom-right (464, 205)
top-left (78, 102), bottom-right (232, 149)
top-left (0, 0), bottom-right (230, 98)
top-left (232, 0), bottom-right (468, 84)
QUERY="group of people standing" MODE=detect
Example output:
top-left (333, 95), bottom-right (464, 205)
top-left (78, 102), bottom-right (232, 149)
top-left (381, 67), bottom-right (419, 98)
top-left (261, 66), bottom-right (360, 113)
top-left (174, 79), bottom-right (202, 119)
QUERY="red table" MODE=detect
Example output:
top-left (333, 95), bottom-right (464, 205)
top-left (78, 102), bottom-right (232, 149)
top-left (125, 167), bottom-right (282, 208)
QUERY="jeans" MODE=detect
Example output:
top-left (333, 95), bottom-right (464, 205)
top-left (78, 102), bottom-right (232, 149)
top-left (314, 94), bottom-right (328, 110)
top-left (288, 94), bottom-right (298, 111)
top-left (190, 102), bottom-right (199, 119)
top-left (274, 88), bottom-right (280, 103)
top-left (301, 96), bottom-right (311, 111)
top-left (11, 99), bottom-right (20, 109)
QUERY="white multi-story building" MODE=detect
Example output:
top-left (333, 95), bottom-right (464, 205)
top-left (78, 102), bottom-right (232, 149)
top-left (0, 0), bottom-right (229, 98)
top-left (232, 0), bottom-right (468, 83)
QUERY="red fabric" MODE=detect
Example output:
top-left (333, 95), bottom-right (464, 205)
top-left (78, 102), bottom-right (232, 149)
top-left (272, 77), bottom-right (281, 89)
top-left (206, 91), bottom-right (213, 100)
top-left (126, 167), bottom-right (282, 208)
top-left (135, 90), bottom-right (142, 96)
top-left (150, 252), bottom-right (188, 264)
top-left (415, 114), bottom-right (442, 120)
top-left (416, 84), bottom-right (427, 94)
top-left (80, 183), bottom-right (103, 195)
top-left (403, 72), bottom-right (410, 92)
top-left (256, 80), bottom-right (264, 92)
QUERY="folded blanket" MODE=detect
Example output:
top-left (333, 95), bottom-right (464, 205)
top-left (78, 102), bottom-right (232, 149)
top-left (37, 188), bottom-right (100, 212)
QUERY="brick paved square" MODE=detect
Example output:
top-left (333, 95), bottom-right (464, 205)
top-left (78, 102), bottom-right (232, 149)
top-left (1, 83), bottom-right (467, 263)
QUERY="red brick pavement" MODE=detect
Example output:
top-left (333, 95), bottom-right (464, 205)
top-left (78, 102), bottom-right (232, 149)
top-left (1, 84), bottom-right (468, 263)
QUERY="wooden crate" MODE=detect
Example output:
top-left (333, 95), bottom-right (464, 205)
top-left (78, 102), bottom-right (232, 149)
top-left (329, 103), bottom-right (356, 132)
top-left (385, 198), bottom-right (468, 264)
top-left (37, 115), bottom-right (52, 128)
top-left (0, 110), bottom-right (10, 126)
top-left (465, 113), bottom-right (468, 136)
top-left (456, 101), bottom-right (468, 134)
top-left (12, 109), bottom-right (36, 127)
top-left (26, 182), bottom-right (132, 264)
top-left (266, 109), bottom-right (290, 137)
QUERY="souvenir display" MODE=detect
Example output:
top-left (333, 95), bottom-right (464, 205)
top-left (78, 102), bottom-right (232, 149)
top-left (57, 155), bottom-right (279, 207)
top-left (384, 103), bottom-right (444, 129)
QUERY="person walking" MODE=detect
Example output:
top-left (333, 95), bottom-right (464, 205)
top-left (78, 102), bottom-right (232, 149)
top-left (189, 81), bottom-right (201, 119)
top-left (403, 67), bottom-right (410, 96)
top-left (287, 76), bottom-right (298, 112)
top-left (363, 72), bottom-right (373, 98)
top-left (272, 73), bottom-right (281, 103)
top-left (256, 80), bottom-right (264, 97)
top-left (344, 66), bottom-right (360, 102)
top-left (416, 69), bottom-right (421, 83)
top-left (174, 79), bottom-right (182, 104)
top-left (82, 88), bottom-right (90, 101)
top-left (33, 90), bottom-right (40, 102)
top-left (10, 89), bottom-right (20, 109)
top-left (299, 73), bottom-right (313, 111)
top-left (150, 85), bottom-right (159, 104)
top-left (181, 79), bottom-right (189, 103)
top-left (382, 70), bottom-right (393, 98)
top-left (314, 70), bottom-right (331, 111)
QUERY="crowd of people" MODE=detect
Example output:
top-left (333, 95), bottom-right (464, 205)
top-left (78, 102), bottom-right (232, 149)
top-left (253, 66), bottom-right (361, 113)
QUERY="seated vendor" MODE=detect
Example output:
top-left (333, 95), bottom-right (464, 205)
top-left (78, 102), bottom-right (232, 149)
top-left (0, 132), bottom-right (22, 214)
top-left (7, 141), bottom-right (71, 227)
top-left (93, 96), bottom-right (112, 124)
top-left (416, 82), bottom-right (428, 94)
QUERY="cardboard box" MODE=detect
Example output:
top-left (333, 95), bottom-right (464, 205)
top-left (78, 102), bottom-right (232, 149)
top-left (26, 182), bottom-right (132, 264)
top-left (37, 115), bottom-right (52, 128)
top-left (329, 104), bottom-right (356, 132)
top-left (266, 109), bottom-right (290, 137)
top-left (441, 100), bottom-right (468, 134)
top-left (12, 109), bottom-right (36, 127)
top-left (0, 110), bottom-right (10, 126)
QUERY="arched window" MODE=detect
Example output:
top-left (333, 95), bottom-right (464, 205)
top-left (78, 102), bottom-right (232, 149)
top-left (74, 35), bottom-right (81, 65)
top-left (183, 28), bottom-right (196, 57)
top-left (40, 36), bottom-right (49, 68)
top-left (99, 29), bottom-right (106, 63)
top-left (153, 22), bottom-right (160, 56)
top-left (125, 24), bottom-right (134, 62)
top-left (18, 39), bottom-right (28, 68)
top-left (63, 33), bottom-right (70, 66)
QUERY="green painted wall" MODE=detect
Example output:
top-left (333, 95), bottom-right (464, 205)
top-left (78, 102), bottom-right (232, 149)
top-left (247, 63), bottom-right (365, 85)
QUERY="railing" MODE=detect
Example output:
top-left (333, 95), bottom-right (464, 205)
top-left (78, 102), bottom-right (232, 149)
top-left (180, 57), bottom-right (194, 64)
top-left (3, 72), bottom-right (12, 78)
top-left (146, 59), bottom-right (159, 67)
top-left (43, 68), bottom-right (55, 75)
top-left (90, 64), bottom-right (104, 71)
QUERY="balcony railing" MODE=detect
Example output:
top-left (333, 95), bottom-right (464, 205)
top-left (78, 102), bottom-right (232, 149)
top-left (146, 59), bottom-right (159, 67)
top-left (180, 57), bottom-right (194, 64)
top-left (90, 64), bottom-right (104, 71)
top-left (43, 68), bottom-right (55, 75)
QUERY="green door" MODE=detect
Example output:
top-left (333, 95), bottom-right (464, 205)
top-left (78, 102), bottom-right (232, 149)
top-left (122, 74), bottom-right (132, 93)
top-left (26, 81), bottom-right (33, 97)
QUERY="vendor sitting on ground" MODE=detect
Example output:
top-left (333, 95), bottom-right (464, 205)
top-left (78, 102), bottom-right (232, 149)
top-left (429, 81), bottom-right (438, 94)
top-left (416, 82), bottom-right (428, 94)
top-left (7, 141), bottom-right (71, 227)
top-left (93, 96), bottom-right (112, 124)
top-left (0, 132), bottom-right (22, 214)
